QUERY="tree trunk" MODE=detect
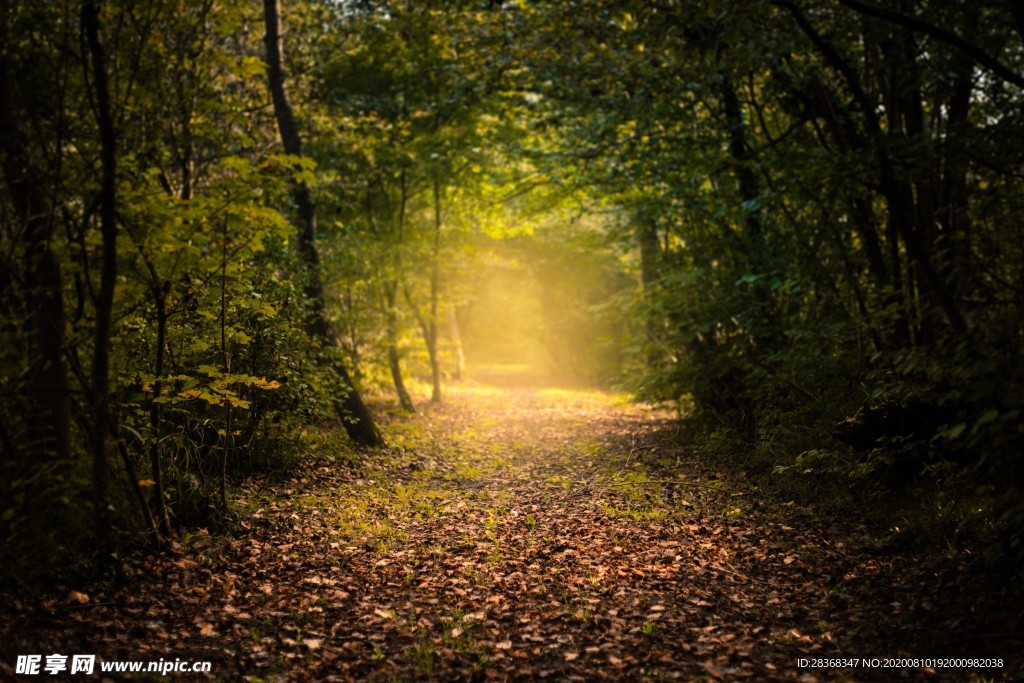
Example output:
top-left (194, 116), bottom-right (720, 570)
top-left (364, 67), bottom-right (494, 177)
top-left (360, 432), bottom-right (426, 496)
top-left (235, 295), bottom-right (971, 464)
top-left (448, 305), bottom-right (465, 383)
top-left (877, 23), bottom-right (968, 338)
top-left (83, 0), bottom-right (116, 565)
top-left (385, 282), bottom-right (415, 412)
top-left (0, 40), bottom-right (72, 469)
top-left (636, 208), bottom-right (661, 369)
top-left (720, 79), bottom-right (765, 253)
top-left (938, 4), bottom-right (977, 297)
top-left (262, 0), bottom-right (382, 446)
top-left (427, 174), bottom-right (443, 403)
top-left (149, 302), bottom-right (172, 536)
top-left (780, 1), bottom-right (967, 336)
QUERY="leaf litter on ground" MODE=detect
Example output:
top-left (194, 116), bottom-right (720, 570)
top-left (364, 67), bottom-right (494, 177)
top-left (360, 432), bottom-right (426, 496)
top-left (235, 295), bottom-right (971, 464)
top-left (0, 379), bottom-right (1020, 681)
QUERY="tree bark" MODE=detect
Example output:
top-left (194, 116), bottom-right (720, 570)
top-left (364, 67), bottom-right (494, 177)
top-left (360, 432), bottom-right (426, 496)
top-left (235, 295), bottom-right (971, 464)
top-left (0, 35), bottom-right (72, 469)
top-left (779, 0), bottom-right (968, 336)
top-left (149, 302), bottom-right (172, 536)
top-left (428, 174), bottom-right (443, 403)
top-left (636, 208), bottom-right (661, 369)
top-left (262, 0), bottom-right (382, 446)
top-left (448, 305), bottom-right (465, 383)
top-left (83, 0), bottom-right (116, 565)
top-left (835, 0), bottom-right (1024, 90)
top-left (385, 282), bottom-right (415, 412)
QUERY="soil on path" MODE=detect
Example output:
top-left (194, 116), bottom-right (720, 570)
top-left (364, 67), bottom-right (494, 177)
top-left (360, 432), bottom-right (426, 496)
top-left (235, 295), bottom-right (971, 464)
top-left (1, 374), bottom-right (1020, 681)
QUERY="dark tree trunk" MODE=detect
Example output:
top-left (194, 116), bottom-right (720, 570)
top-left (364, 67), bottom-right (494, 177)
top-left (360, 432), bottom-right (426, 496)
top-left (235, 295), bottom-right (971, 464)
top-left (779, 0), bottom-right (967, 336)
top-left (720, 79), bottom-right (764, 252)
top-left (1009, 0), bottom-right (1024, 46)
top-left (720, 75), bottom-right (775, 347)
top-left (0, 42), bottom-right (72, 468)
top-left (636, 209), bottom-right (661, 369)
top-left (262, 0), bottom-right (382, 446)
top-left (938, 4), bottom-right (977, 296)
top-left (83, 0), bottom-right (117, 564)
top-left (877, 23), bottom-right (968, 339)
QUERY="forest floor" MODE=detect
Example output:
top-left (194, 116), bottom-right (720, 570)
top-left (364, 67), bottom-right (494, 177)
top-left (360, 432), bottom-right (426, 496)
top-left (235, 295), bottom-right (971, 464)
top-left (1, 368), bottom-right (1021, 681)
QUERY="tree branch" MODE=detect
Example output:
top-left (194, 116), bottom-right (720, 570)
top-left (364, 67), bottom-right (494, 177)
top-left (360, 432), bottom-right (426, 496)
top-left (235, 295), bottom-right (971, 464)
top-left (834, 0), bottom-right (1024, 90)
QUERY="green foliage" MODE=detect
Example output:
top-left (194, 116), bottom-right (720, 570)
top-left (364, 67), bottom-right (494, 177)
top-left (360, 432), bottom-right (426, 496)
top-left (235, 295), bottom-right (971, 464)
top-left (505, 0), bottom-right (1024, 563)
top-left (4, 0), bottom-right (1023, 582)
top-left (0, 0), bottom-right (357, 580)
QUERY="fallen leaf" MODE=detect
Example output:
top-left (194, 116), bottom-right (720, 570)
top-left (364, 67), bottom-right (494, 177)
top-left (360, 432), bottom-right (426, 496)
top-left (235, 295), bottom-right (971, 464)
top-left (67, 591), bottom-right (89, 605)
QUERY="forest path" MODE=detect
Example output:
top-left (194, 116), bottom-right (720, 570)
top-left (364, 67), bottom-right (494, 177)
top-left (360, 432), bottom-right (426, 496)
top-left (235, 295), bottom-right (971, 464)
top-left (2, 374), bottom-right (1013, 681)
top-left (201, 376), bottom-right (919, 681)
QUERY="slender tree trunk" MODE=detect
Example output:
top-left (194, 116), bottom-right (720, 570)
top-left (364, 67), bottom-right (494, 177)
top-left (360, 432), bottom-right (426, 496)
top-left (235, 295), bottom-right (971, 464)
top-left (636, 209), bottom-right (661, 369)
top-left (149, 302), bottom-right (171, 536)
top-left (939, 4), bottom-right (977, 296)
top-left (220, 217), bottom-right (231, 510)
top-left (428, 174), bottom-right (443, 403)
top-left (448, 305), bottom-right (465, 383)
top-left (262, 0), bottom-right (382, 446)
top-left (127, 230), bottom-right (173, 540)
top-left (877, 27), bottom-right (968, 338)
top-left (720, 80), bottom-right (764, 254)
top-left (115, 431), bottom-right (158, 540)
top-left (781, 0), bottom-right (967, 335)
top-left (343, 287), bottom-right (363, 381)
top-left (385, 282), bottom-right (415, 412)
top-left (83, 0), bottom-right (117, 565)
top-left (386, 170), bottom-right (415, 410)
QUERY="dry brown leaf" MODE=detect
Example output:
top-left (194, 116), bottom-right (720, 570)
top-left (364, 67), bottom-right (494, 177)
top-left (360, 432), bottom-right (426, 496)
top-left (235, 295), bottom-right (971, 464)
top-left (67, 591), bottom-right (90, 605)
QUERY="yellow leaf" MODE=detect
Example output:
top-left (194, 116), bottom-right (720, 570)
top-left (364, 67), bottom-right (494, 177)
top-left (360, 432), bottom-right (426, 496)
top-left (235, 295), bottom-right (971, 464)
top-left (138, 479), bottom-right (156, 488)
top-left (67, 591), bottom-right (90, 604)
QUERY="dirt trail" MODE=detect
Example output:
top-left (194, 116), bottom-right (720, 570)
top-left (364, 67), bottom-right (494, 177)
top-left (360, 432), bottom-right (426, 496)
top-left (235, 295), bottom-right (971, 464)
top-left (1, 377), bottom-right (1018, 681)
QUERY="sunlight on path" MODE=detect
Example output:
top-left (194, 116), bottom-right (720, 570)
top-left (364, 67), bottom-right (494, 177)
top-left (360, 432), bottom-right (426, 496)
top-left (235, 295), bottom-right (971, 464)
top-left (222, 371), bottom-right (860, 681)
